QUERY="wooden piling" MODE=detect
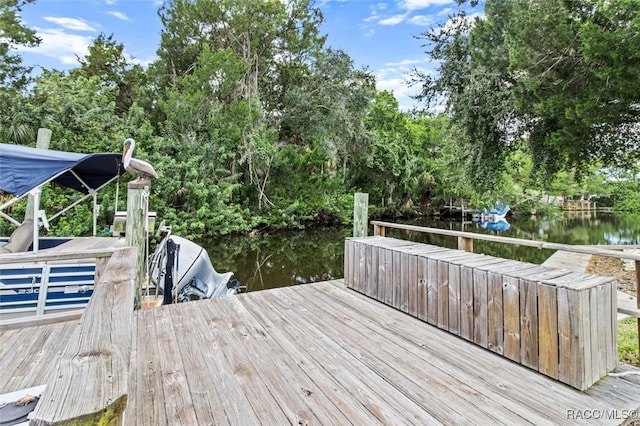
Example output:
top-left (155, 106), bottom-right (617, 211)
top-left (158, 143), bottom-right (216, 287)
top-left (353, 193), bottom-right (369, 237)
top-left (24, 128), bottom-right (52, 223)
top-left (125, 178), bottom-right (150, 308)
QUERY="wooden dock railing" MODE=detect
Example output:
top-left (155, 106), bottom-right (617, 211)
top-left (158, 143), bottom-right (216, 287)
top-left (372, 220), bottom-right (640, 320)
top-left (29, 246), bottom-right (137, 425)
top-left (341, 220), bottom-right (640, 389)
top-left (345, 235), bottom-right (619, 390)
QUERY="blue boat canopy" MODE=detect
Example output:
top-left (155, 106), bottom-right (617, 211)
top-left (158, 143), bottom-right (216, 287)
top-left (0, 143), bottom-right (124, 198)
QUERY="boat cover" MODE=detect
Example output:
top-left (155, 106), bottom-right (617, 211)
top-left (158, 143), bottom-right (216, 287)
top-left (0, 143), bottom-right (124, 197)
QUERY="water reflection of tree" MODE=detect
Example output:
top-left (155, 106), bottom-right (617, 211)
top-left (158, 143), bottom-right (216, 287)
top-left (198, 214), bottom-right (640, 291)
top-left (250, 251), bottom-right (273, 291)
top-left (201, 227), bottom-right (350, 291)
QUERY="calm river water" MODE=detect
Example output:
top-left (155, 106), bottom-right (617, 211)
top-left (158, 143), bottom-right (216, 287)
top-left (202, 212), bottom-right (640, 293)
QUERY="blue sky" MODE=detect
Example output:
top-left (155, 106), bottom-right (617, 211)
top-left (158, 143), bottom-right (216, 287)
top-left (17, 0), bottom-right (465, 111)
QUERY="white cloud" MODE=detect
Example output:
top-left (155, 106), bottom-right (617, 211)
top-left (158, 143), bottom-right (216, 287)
top-left (374, 61), bottom-right (425, 111)
top-left (129, 53), bottom-right (157, 69)
top-left (438, 7), bottom-right (455, 16)
top-left (43, 17), bottom-right (95, 32)
top-left (18, 28), bottom-right (93, 65)
top-left (379, 13), bottom-right (409, 26)
top-left (400, 0), bottom-right (453, 11)
top-left (434, 11), bottom-right (483, 36)
top-left (370, 54), bottom-right (443, 111)
top-left (407, 14), bottom-right (434, 26)
top-left (376, 76), bottom-right (407, 92)
top-left (367, 0), bottom-right (454, 28)
top-left (375, 74), bottom-right (421, 111)
top-left (107, 11), bottom-right (130, 21)
top-left (385, 58), bottom-right (429, 67)
top-left (412, 64), bottom-right (439, 78)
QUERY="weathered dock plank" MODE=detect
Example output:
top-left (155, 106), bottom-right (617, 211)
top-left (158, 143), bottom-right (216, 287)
top-left (132, 309), bottom-right (166, 425)
top-left (3, 276), bottom-right (639, 425)
top-left (315, 282), bottom-right (639, 420)
top-left (257, 288), bottom-right (443, 424)
top-left (154, 307), bottom-right (199, 425)
top-left (299, 284), bottom-right (531, 424)
top-left (227, 296), bottom-right (355, 425)
top-left (0, 320), bottom-right (77, 392)
top-left (30, 247), bottom-right (136, 425)
top-left (240, 292), bottom-right (387, 425)
top-left (309, 282), bottom-right (559, 425)
top-left (122, 280), bottom-right (640, 425)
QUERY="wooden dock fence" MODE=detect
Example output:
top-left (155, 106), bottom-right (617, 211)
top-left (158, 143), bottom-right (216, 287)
top-left (345, 235), bottom-right (618, 390)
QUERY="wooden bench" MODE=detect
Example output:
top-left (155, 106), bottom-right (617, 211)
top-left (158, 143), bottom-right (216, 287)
top-left (344, 236), bottom-right (618, 391)
top-left (30, 247), bottom-right (137, 425)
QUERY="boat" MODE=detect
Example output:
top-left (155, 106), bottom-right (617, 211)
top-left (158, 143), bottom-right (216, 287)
top-left (0, 141), bottom-right (239, 320)
top-left (471, 203), bottom-right (510, 223)
top-left (488, 203), bottom-right (510, 221)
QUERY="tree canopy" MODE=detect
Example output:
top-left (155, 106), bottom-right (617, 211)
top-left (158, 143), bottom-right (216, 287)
top-left (2, 0), bottom-right (639, 238)
top-left (414, 0), bottom-right (640, 188)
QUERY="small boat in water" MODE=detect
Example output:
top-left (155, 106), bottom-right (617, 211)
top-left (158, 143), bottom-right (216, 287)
top-left (471, 203), bottom-right (510, 223)
top-left (0, 141), bottom-right (239, 320)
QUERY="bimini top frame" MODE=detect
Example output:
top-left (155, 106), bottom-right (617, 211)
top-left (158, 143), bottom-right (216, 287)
top-left (0, 143), bottom-right (125, 251)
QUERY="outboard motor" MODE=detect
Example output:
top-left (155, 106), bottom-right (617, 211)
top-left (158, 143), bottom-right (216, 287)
top-left (149, 225), bottom-right (240, 303)
top-left (162, 238), bottom-right (177, 305)
top-left (170, 235), bottom-right (237, 301)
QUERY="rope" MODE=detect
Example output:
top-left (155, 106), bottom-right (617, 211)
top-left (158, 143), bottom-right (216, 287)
top-left (114, 174), bottom-right (120, 212)
top-left (608, 371), bottom-right (640, 377)
top-left (142, 187), bottom-right (150, 298)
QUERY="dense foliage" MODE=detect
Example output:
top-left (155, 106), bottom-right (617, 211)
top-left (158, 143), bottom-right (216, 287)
top-left (414, 0), bottom-right (640, 188)
top-left (1, 0), bottom-right (638, 238)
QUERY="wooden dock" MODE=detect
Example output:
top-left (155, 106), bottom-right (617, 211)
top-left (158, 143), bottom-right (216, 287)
top-left (543, 250), bottom-right (640, 321)
top-left (4, 280), bottom-right (639, 425)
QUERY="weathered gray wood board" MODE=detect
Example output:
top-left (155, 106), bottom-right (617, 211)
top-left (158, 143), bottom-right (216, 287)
top-left (125, 280), bottom-right (638, 425)
top-left (2, 279), bottom-right (639, 425)
top-left (29, 247), bottom-right (137, 425)
top-left (344, 236), bottom-right (618, 390)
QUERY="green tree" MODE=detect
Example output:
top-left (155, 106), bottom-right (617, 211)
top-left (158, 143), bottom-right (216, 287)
top-left (413, 0), bottom-right (640, 188)
top-left (74, 33), bottom-right (148, 117)
top-left (146, 0), bottom-right (379, 233)
top-left (0, 0), bottom-right (40, 144)
top-left (356, 90), bottom-right (411, 208)
top-left (0, 0), bottom-right (38, 90)
top-left (151, 45), bottom-right (254, 235)
top-left (412, 0), bottom-right (517, 190)
top-left (281, 48), bottom-right (376, 179)
top-left (508, 0), bottom-right (640, 176)
top-left (29, 70), bottom-right (123, 153)
top-left (268, 49), bottom-right (375, 225)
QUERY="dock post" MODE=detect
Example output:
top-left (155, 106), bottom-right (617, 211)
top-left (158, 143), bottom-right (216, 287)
top-left (24, 129), bottom-right (52, 252)
top-left (373, 223), bottom-right (385, 237)
top-left (24, 129), bottom-right (52, 223)
top-left (125, 179), bottom-right (150, 308)
top-left (458, 236), bottom-right (473, 252)
top-left (353, 193), bottom-right (369, 237)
